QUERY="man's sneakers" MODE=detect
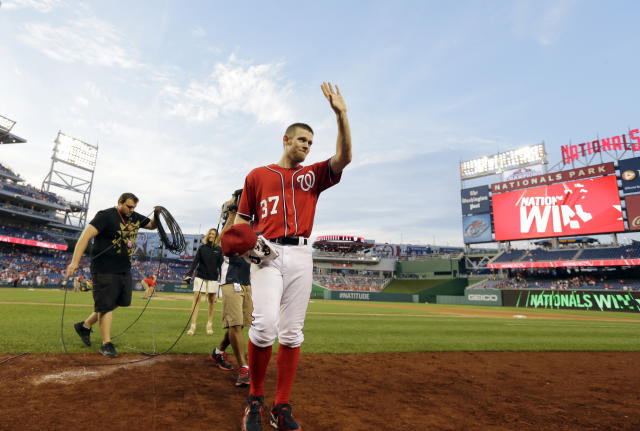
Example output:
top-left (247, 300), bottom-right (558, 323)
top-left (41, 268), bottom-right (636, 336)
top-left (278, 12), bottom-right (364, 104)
top-left (242, 395), bottom-right (264, 431)
top-left (236, 366), bottom-right (250, 387)
top-left (74, 321), bottom-right (92, 346)
top-left (99, 342), bottom-right (119, 358)
top-left (270, 403), bottom-right (301, 431)
top-left (210, 350), bottom-right (233, 371)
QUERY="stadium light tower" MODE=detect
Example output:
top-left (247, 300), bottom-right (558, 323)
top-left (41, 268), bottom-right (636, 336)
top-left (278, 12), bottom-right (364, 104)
top-left (460, 143), bottom-right (547, 180)
top-left (42, 131), bottom-right (98, 229)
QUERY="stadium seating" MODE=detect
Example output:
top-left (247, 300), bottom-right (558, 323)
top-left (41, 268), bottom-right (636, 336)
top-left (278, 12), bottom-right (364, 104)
top-left (484, 277), bottom-right (639, 291)
top-left (492, 250), bottom-right (527, 263)
top-left (0, 246), bottom-right (87, 286)
top-left (0, 241), bottom-right (191, 286)
top-left (312, 273), bottom-right (392, 292)
top-left (0, 179), bottom-right (66, 207)
top-left (492, 243), bottom-right (640, 265)
top-left (522, 248), bottom-right (579, 261)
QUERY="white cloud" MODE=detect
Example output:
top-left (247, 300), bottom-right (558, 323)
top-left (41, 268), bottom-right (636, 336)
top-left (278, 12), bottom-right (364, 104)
top-left (19, 17), bottom-right (142, 68)
top-left (164, 55), bottom-right (294, 125)
top-left (2, 0), bottom-right (65, 12)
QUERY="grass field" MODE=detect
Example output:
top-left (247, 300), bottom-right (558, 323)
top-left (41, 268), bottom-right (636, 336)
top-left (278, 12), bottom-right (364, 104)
top-left (1, 287), bottom-right (639, 354)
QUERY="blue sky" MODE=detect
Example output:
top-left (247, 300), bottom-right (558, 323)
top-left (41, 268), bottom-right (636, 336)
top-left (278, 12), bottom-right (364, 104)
top-left (1, 0), bottom-right (640, 247)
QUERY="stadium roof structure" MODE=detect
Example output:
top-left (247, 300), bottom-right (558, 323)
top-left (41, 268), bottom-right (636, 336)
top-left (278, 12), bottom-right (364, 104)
top-left (0, 115), bottom-right (26, 145)
top-left (0, 129), bottom-right (26, 145)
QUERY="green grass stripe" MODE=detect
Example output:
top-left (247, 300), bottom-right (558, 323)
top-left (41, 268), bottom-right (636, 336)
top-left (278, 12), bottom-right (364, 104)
top-left (0, 288), bottom-right (639, 354)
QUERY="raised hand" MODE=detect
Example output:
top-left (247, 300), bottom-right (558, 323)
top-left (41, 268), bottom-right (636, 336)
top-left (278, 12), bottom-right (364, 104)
top-left (321, 82), bottom-right (347, 114)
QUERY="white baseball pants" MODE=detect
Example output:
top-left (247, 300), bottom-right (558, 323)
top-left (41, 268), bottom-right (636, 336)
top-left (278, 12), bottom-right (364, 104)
top-left (248, 242), bottom-right (312, 348)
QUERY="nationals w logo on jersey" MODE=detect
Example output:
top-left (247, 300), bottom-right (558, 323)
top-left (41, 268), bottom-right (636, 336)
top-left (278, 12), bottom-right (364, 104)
top-left (296, 171), bottom-right (315, 191)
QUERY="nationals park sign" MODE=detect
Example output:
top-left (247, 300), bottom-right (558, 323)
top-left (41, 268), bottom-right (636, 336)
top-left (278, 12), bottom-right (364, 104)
top-left (491, 162), bottom-right (614, 193)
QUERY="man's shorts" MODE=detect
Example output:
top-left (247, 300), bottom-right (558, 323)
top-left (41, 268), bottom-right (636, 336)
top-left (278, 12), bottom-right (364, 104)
top-left (221, 283), bottom-right (253, 328)
top-left (92, 272), bottom-right (132, 313)
top-left (193, 277), bottom-right (219, 294)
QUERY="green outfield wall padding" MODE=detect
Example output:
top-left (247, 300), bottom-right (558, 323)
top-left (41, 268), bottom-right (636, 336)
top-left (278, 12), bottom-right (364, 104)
top-left (311, 284), bottom-right (327, 299)
top-left (436, 295), bottom-right (468, 305)
top-left (383, 279), bottom-right (449, 293)
top-left (418, 278), bottom-right (469, 303)
top-left (396, 257), bottom-right (463, 276)
top-left (328, 290), bottom-right (418, 302)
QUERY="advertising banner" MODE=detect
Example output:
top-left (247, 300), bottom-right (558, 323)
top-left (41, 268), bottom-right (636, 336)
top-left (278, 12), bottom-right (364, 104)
top-left (464, 288), bottom-right (502, 305)
top-left (491, 162), bottom-right (614, 194)
top-left (492, 175), bottom-right (624, 241)
top-left (488, 259), bottom-right (640, 269)
top-left (502, 289), bottom-right (640, 313)
top-left (625, 194), bottom-right (640, 231)
top-left (329, 290), bottom-right (418, 303)
top-left (462, 214), bottom-right (492, 243)
top-left (460, 185), bottom-right (490, 215)
top-left (0, 235), bottom-right (67, 250)
top-left (619, 156), bottom-right (640, 195)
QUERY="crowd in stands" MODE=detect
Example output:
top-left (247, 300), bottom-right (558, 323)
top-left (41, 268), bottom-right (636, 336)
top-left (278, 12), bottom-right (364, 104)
top-left (131, 259), bottom-right (190, 282)
top-left (0, 241), bottom-right (193, 287)
top-left (0, 246), bottom-right (85, 286)
top-left (0, 179), bottom-right (67, 207)
top-left (313, 267), bottom-right (393, 292)
top-left (482, 267), bottom-right (640, 291)
top-left (0, 201), bottom-right (58, 220)
top-left (0, 163), bottom-right (20, 179)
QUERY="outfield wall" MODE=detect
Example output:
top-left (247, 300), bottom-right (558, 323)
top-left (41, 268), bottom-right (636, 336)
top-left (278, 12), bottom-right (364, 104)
top-left (325, 290), bottom-right (419, 302)
top-left (502, 289), bottom-right (640, 313)
top-left (437, 288), bottom-right (502, 306)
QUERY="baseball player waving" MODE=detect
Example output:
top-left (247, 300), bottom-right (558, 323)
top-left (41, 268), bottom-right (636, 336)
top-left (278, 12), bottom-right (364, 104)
top-left (222, 82), bottom-right (351, 431)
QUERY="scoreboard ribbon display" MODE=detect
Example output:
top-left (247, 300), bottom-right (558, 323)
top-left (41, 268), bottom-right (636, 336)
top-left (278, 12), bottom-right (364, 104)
top-left (492, 175), bottom-right (624, 241)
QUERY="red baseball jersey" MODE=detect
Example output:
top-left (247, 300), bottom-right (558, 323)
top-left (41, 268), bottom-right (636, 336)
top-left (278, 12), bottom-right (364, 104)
top-left (237, 158), bottom-right (341, 239)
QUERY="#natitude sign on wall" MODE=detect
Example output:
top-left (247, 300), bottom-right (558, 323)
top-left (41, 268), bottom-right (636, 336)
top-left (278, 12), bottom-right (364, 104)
top-left (492, 175), bottom-right (624, 241)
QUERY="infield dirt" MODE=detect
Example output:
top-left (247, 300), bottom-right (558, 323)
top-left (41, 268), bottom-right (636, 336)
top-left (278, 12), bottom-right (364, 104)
top-left (0, 351), bottom-right (639, 431)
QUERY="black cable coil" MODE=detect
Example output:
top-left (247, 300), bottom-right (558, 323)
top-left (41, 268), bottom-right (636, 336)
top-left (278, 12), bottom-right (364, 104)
top-left (154, 206), bottom-right (186, 253)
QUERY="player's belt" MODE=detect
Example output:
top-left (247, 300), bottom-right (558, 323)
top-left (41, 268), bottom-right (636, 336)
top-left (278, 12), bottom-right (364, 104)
top-left (270, 236), bottom-right (308, 246)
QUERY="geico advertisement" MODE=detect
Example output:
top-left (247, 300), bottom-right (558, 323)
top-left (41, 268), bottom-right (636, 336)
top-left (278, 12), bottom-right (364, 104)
top-left (492, 175), bottom-right (624, 241)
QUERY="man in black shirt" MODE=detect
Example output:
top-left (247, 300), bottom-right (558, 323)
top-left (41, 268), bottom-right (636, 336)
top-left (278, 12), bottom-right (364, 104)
top-left (65, 192), bottom-right (157, 358)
